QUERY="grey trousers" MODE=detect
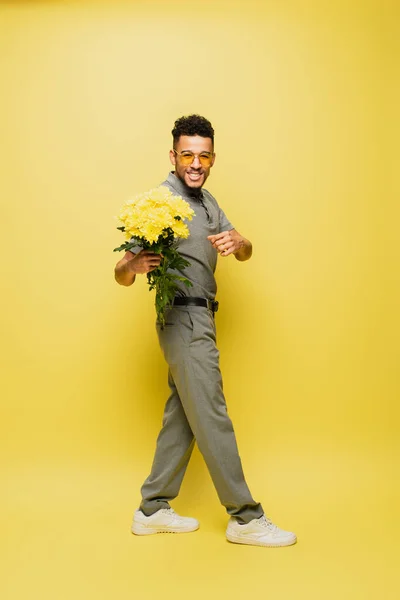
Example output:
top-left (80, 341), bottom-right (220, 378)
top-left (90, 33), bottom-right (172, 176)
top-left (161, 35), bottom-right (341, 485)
top-left (139, 306), bottom-right (264, 525)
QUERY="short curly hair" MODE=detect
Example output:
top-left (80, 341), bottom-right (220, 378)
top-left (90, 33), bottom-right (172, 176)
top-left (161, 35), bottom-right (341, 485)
top-left (172, 114), bottom-right (214, 147)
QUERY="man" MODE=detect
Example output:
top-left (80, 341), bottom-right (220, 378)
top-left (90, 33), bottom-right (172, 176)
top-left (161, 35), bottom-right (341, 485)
top-left (114, 115), bottom-right (296, 547)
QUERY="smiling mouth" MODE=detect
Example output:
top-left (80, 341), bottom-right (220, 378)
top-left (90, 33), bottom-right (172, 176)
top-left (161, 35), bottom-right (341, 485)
top-left (187, 172), bottom-right (203, 179)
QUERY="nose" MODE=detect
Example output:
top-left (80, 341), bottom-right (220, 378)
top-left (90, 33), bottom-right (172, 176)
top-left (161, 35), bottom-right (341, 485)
top-left (191, 155), bottom-right (201, 169)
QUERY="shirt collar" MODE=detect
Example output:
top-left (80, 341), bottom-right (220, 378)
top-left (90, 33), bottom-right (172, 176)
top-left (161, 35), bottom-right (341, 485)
top-left (166, 171), bottom-right (204, 201)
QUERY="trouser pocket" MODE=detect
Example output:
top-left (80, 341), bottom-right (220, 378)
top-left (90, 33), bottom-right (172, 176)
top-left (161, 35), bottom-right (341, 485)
top-left (156, 308), bottom-right (194, 365)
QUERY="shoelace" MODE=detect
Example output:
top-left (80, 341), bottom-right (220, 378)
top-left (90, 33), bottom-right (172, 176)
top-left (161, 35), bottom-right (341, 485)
top-left (257, 515), bottom-right (280, 532)
top-left (158, 508), bottom-right (187, 523)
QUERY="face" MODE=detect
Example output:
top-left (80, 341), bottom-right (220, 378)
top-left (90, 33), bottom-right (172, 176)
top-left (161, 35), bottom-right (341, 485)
top-left (169, 135), bottom-right (215, 189)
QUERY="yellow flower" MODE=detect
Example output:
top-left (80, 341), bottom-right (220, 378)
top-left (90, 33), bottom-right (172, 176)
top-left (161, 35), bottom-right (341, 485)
top-left (169, 195), bottom-right (195, 221)
top-left (171, 219), bottom-right (190, 239)
top-left (116, 186), bottom-right (195, 243)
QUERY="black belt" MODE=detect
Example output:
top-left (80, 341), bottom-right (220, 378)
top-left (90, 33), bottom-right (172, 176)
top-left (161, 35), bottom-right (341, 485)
top-left (173, 296), bottom-right (219, 313)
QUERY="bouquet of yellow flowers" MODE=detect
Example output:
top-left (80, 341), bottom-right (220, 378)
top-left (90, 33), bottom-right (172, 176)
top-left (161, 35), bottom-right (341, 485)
top-left (114, 186), bottom-right (195, 327)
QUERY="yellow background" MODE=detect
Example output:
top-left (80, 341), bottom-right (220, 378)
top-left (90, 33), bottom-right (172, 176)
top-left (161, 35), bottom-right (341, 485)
top-left (1, 1), bottom-right (398, 598)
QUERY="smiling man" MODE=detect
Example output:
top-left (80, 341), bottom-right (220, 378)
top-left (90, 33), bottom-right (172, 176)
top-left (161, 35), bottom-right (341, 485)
top-left (114, 115), bottom-right (297, 547)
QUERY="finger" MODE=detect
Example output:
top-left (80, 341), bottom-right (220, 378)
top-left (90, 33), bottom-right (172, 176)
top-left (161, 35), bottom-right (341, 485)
top-left (146, 260), bottom-right (162, 267)
top-left (222, 241), bottom-right (234, 250)
top-left (145, 254), bottom-right (162, 261)
top-left (221, 247), bottom-right (235, 257)
top-left (142, 250), bottom-right (163, 257)
top-left (147, 255), bottom-right (162, 261)
top-left (211, 231), bottom-right (228, 241)
top-left (215, 238), bottom-right (230, 248)
top-left (216, 233), bottom-right (232, 244)
top-left (216, 240), bottom-right (234, 253)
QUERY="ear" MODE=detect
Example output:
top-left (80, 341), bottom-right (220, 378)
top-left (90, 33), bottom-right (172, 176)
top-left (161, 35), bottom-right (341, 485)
top-left (211, 152), bottom-right (216, 167)
top-left (169, 150), bottom-right (176, 166)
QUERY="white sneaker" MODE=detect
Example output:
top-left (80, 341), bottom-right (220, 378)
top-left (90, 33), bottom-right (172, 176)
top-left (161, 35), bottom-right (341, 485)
top-left (131, 508), bottom-right (199, 536)
top-left (226, 515), bottom-right (297, 547)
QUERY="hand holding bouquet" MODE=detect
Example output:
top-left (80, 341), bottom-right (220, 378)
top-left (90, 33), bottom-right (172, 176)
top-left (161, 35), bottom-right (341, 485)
top-left (114, 186), bottom-right (195, 328)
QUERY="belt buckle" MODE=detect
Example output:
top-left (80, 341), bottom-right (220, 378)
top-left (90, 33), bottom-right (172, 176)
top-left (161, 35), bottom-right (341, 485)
top-left (210, 300), bottom-right (219, 313)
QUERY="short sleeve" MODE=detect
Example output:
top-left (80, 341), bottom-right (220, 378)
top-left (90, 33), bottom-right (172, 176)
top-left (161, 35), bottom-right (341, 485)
top-left (127, 237), bottom-right (142, 255)
top-left (219, 207), bottom-right (234, 233)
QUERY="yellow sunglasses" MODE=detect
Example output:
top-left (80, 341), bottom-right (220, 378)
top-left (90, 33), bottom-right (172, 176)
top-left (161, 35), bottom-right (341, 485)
top-left (173, 149), bottom-right (214, 167)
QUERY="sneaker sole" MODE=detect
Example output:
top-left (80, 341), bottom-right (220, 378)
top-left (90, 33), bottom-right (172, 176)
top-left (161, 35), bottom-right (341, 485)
top-left (131, 523), bottom-right (199, 536)
top-left (226, 532), bottom-right (297, 548)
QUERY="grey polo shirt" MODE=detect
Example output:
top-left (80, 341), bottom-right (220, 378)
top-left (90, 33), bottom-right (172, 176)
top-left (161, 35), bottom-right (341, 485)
top-left (129, 171), bottom-right (234, 300)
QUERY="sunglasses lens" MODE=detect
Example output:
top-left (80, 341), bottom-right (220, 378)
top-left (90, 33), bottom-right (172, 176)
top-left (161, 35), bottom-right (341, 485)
top-left (180, 152), bottom-right (194, 165)
top-left (199, 154), bottom-right (212, 167)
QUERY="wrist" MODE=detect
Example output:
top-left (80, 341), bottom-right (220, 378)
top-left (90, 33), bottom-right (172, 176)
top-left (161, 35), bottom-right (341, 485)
top-left (233, 238), bottom-right (245, 255)
top-left (234, 239), bottom-right (252, 261)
